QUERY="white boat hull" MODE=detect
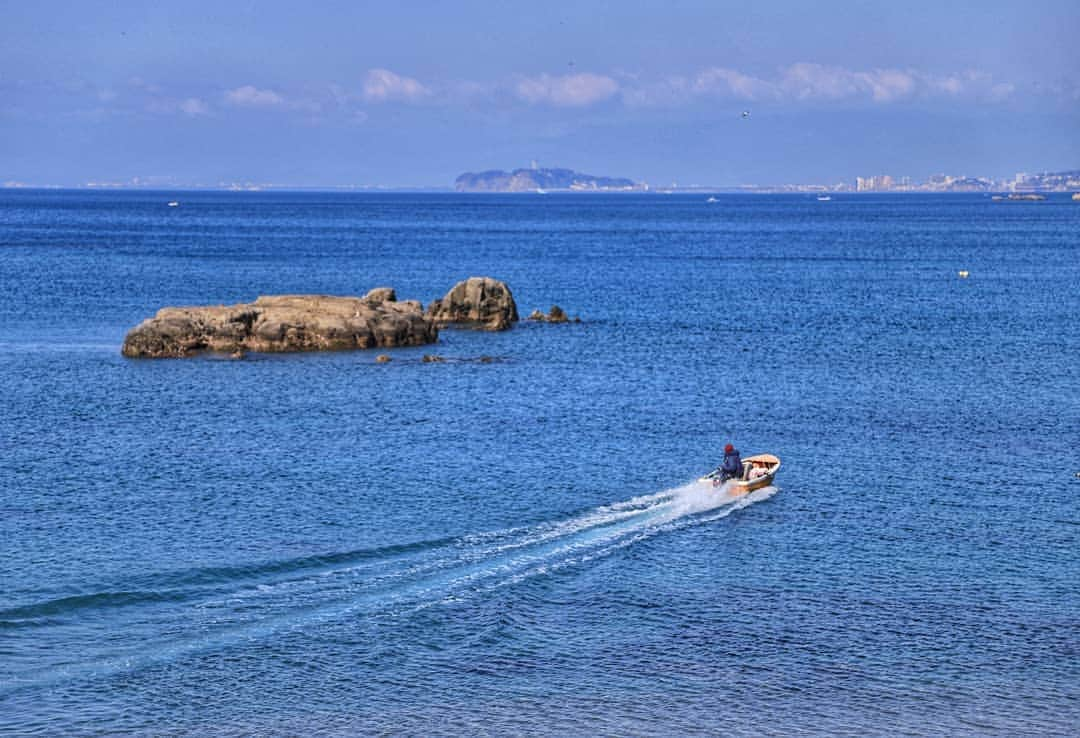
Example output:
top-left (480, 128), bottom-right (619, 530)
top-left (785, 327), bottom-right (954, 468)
top-left (699, 453), bottom-right (781, 494)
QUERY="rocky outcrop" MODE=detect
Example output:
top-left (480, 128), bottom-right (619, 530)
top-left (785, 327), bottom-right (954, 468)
top-left (122, 293), bottom-right (437, 358)
top-left (422, 354), bottom-right (499, 364)
top-left (425, 277), bottom-right (518, 331)
top-left (527, 305), bottom-right (573, 323)
top-left (362, 287), bottom-right (397, 304)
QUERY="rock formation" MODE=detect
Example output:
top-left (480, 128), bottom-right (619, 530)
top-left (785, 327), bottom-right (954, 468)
top-left (528, 305), bottom-right (582, 323)
top-left (122, 277), bottom-right (524, 358)
top-left (362, 287), bottom-right (396, 304)
top-left (426, 277), bottom-right (518, 331)
top-left (122, 293), bottom-right (437, 358)
top-left (527, 305), bottom-right (571, 323)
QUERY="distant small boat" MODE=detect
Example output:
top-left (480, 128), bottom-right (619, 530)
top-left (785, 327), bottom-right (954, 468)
top-left (535, 188), bottom-right (546, 195)
top-left (817, 196), bottom-right (831, 201)
top-left (699, 453), bottom-right (781, 495)
top-left (706, 197), bottom-right (718, 203)
top-left (167, 201), bottom-right (180, 207)
top-left (1072, 193), bottom-right (1080, 201)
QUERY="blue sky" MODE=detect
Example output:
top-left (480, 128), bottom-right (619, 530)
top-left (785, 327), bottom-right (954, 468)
top-left (2, 1), bottom-right (1078, 187)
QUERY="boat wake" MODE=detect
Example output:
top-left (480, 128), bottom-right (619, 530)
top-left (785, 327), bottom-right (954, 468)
top-left (1, 480), bottom-right (776, 692)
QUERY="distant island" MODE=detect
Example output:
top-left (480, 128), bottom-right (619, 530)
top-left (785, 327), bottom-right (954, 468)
top-left (454, 167), bottom-right (645, 193)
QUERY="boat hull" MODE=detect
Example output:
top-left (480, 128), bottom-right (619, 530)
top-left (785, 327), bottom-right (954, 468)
top-left (699, 453), bottom-right (781, 495)
top-left (727, 473), bottom-right (776, 493)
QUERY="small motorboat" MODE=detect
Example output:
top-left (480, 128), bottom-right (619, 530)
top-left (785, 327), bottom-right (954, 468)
top-left (817, 196), bottom-right (831, 201)
top-left (167, 201), bottom-right (180, 207)
top-left (699, 453), bottom-right (781, 494)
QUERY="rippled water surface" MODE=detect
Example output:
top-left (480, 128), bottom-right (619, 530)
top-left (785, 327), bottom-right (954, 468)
top-left (1, 191), bottom-right (1077, 736)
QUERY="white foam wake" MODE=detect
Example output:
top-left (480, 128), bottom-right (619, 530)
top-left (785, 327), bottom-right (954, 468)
top-left (4, 479), bottom-right (778, 691)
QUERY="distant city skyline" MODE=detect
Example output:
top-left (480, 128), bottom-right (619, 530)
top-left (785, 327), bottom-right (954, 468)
top-left (3, 2), bottom-right (1078, 187)
top-left (6, 165), bottom-right (1075, 196)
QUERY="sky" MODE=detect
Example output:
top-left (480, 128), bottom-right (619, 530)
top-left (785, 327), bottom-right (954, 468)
top-left (2, 1), bottom-right (1078, 187)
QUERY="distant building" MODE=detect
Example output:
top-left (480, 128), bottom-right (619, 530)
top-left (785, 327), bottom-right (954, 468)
top-left (856, 175), bottom-right (895, 192)
top-left (1011, 170), bottom-right (1080, 192)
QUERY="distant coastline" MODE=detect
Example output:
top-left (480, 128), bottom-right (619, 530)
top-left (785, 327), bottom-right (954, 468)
top-left (2, 166), bottom-right (1078, 195)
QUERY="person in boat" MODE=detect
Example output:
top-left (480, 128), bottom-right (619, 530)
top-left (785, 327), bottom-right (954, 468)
top-left (717, 443), bottom-right (742, 481)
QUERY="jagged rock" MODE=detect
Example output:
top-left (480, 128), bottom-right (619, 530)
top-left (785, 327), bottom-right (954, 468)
top-left (426, 277), bottom-right (518, 331)
top-left (363, 287), bottom-right (397, 304)
top-left (122, 293), bottom-right (438, 358)
top-left (527, 305), bottom-right (572, 323)
top-left (422, 354), bottom-right (445, 363)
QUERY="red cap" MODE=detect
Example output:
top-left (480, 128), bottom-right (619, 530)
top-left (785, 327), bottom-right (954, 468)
top-left (724, 443), bottom-right (734, 453)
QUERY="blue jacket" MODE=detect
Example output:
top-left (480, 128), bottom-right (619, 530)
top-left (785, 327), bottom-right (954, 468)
top-left (721, 449), bottom-right (742, 477)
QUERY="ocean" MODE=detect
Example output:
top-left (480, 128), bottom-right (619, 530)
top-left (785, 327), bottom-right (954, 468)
top-left (1, 190), bottom-right (1077, 736)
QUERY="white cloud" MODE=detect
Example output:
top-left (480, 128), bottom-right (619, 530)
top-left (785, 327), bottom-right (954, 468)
top-left (776, 64), bottom-right (1022, 104)
top-left (619, 76), bottom-right (687, 107)
top-left (222, 85), bottom-right (325, 112)
top-left (515, 73), bottom-right (619, 107)
top-left (144, 96), bottom-right (210, 117)
top-left (225, 85), bottom-right (286, 107)
top-left (620, 69), bottom-right (771, 107)
top-left (362, 69), bottom-right (430, 103)
top-left (781, 63), bottom-right (866, 100)
top-left (121, 64), bottom-right (1028, 124)
top-left (179, 97), bottom-right (209, 116)
top-left (860, 69), bottom-right (916, 102)
top-left (931, 76), bottom-right (965, 96)
top-left (692, 68), bottom-right (775, 100)
top-left (615, 62), bottom-right (1027, 109)
top-left (621, 64), bottom-right (921, 106)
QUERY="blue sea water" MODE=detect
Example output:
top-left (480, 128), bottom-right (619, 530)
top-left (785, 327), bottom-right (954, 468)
top-left (0, 190), bottom-right (1077, 736)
